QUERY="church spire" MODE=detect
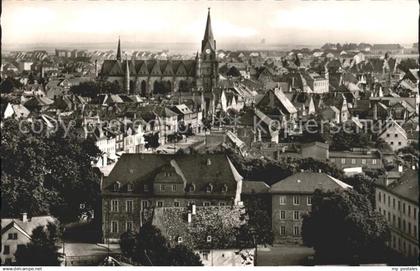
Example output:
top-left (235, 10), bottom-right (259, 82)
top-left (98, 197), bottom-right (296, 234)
top-left (202, 8), bottom-right (215, 52)
top-left (116, 36), bottom-right (122, 61)
top-left (125, 56), bottom-right (130, 94)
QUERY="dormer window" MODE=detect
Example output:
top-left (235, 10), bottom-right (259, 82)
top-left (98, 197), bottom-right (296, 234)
top-left (160, 184), bottom-right (166, 191)
top-left (187, 184), bottom-right (195, 192)
top-left (207, 235), bottom-right (212, 243)
top-left (127, 184), bottom-right (133, 192)
top-left (113, 182), bottom-right (121, 192)
top-left (144, 184), bottom-right (149, 192)
top-left (177, 236), bottom-right (183, 244)
top-left (206, 183), bottom-right (213, 193)
top-left (221, 184), bottom-right (228, 193)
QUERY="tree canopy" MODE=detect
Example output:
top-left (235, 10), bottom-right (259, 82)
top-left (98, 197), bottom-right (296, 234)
top-left (302, 189), bottom-right (390, 264)
top-left (15, 222), bottom-right (62, 266)
top-left (1, 119), bottom-right (101, 222)
top-left (119, 223), bottom-right (203, 266)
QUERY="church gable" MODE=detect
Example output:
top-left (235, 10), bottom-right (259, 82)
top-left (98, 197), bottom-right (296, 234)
top-left (162, 61), bottom-right (174, 76)
top-left (136, 61), bottom-right (149, 76)
top-left (175, 62), bottom-right (188, 76)
top-left (150, 61), bottom-right (162, 76)
top-left (108, 61), bottom-right (123, 76)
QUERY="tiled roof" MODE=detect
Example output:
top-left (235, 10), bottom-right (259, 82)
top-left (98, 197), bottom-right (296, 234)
top-left (241, 180), bottom-right (269, 194)
top-left (101, 60), bottom-right (196, 77)
top-left (103, 154), bottom-right (241, 196)
top-left (270, 172), bottom-right (352, 193)
top-left (381, 170), bottom-right (418, 203)
top-left (1, 216), bottom-right (56, 239)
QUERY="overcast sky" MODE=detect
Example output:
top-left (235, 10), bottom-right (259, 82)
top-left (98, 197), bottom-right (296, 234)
top-left (3, 0), bottom-right (418, 46)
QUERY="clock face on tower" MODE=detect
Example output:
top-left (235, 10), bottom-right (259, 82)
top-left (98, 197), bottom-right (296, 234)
top-left (205, 49), bottom-right (211, 54)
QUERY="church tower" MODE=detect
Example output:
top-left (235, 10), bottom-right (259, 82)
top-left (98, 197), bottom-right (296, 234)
top-left (116, 36), bottom-right (122, 62)
top-left (198, 8), bottom-right (218, 92)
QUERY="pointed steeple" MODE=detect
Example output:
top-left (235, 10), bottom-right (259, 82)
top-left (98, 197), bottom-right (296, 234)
top-left (125, 56), bottom-right (130, 94)
top-left (201, 8), bottom-right (216, 53)
top-left (116, 36), bottom-right (122, 61)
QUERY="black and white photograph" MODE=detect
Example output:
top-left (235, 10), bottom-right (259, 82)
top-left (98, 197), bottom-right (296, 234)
top-left (0, 0), bottom-right (418, 268)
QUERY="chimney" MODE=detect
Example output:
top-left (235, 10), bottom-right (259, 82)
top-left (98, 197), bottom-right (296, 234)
top-left (22, 213), bottom-right (28, 223)
top-left (187, 213), bottom-right (192, 223)
top-left (191, 204), bottom-right (196, 215)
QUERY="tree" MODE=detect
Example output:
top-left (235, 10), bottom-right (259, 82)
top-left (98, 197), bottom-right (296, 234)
top-left (226, 66), bottom-right (241, 77)
top-left (330, 126), bottom-right (370, 151)
top-left (0, 77), bottom-right (23, 93)
top-left (343, 174), bottom-right (376, 205)
top-left (1, 119), bottom-right (101, 222)
top-left (302, 189), bottom-right (390, 264)
top-left (15, 222), bottom-right (62, 266)
top-left (120, 223), bottom-right (203, 266)
top-left (144, 132), bottom-right (160, 150)
top-left (240, 194), bottom-right (273, 245)
top-left (169, 245), bottom-right (203, 266)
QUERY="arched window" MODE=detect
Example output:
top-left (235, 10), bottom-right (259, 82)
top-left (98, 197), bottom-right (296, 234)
top-left (206, 183), bottom-right (213, 193)
top-left (221, 184), bottom-right (228, 193)
top-left (187, 183), bottom-right (195, 192)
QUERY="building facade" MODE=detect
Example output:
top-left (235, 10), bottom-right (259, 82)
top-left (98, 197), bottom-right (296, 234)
top-left (101, 153), bottom-right (243, 242)
top-left (375, 170), bottom-right (418, 259)
top-left (270, 172), bottom-right (352, 244)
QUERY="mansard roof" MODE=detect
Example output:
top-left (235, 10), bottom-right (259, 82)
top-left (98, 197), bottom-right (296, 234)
top-left (101, 59), bottom-right (197, 77)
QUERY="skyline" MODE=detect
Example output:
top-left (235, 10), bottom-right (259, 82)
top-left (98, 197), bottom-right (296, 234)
top-left (2, 0), bottom-right (418, 48)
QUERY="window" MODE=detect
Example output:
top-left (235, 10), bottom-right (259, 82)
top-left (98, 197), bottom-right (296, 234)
top-left (141, 200), bottom-right (149, 209)
top-left (372, 159), bottom-right (377, 165)
top-left (390, 141), bottom-right (394, 145)
top-left (160, 184), bottom-right (166, 191)
top-left (293, 226), bottom-right (300, 236)
top-left (113, 182), bottom-right (120, 192)
top-left (398, 200), bottom-right (401, 211)
top-left (8, 233), bottom-right (17, 240)
top-left (294, 211), bottom-right (300, 220)
top-left (143, 184), bottom-right (149, 192)
top-left (188, 184), bottom-right (195, 192)
top-left (280, 211), bottom-right (286, 220)
top-left (398, 217), bottom-right (401, 229)
top-left (403, 203), bottom-right (406, 214)
top-left (378, 192), bottom-right (381, 202)
top-left (351, 159), bottom-right (356, 164)
top-left (111, 221), bottom-right (118, 233)
top-left (408, 205), bottom-right (411, 217)
top-left (293, 196), bottom-right (300, 205)
top-left (307, 196), bottom-right (312, 206)
top-left (221, 184), bottom-right (228, 193)
top-left (393, 198), bottom-right (396, 209)
top-left (408, 222), bottom-right (411, 235)
top-left (414, 225), bottom-right (417, 238)
top-left (3, 245), bottom-right (10, 255)
top-left (388, 195), bottom-right (391, 207)
top-left (111, 200), bottom-right (119, 212)
top-left (392, 215), bottom-right (396, 226)
top-left (177, 237), bottom-right (183, 243)
top-left (157, 201), bottom-right (163, 207)
top-left (204, 202), bottom-right (211, 207)
top-left (174, 201), bottom-right (180, 207)
top-left (414, 208), bottom-right (417, 219)
top-left (279, 196), bottom-right (286, 205)
top-left (5, 258), bottom-right (12, 265)
top-left (362, 159), bottom-right (366, 165)
top-left (386, 133), bottom-right (390, 138)
top-left (387, 212), bottom-right (391, 221)
top-left (126, 200), bottom-right (133, 213)
top-left (330, 158), bottom-right (336, 163)
top-left (280, 226), bottom-right (286, 236)
top-left (394, 134), bottom-right (398, 137)
top-left (341, 158), bottom-right (346, 164)
top-left (398, 142), bottom-right (401, 146)
top-left (127, 184), bottom-right (133, 192)
top-left (126, 221), bottom-right (133, 232)
top-left (207, 236), bottom-right (212, 242)
top-left (219, 202), bottom-right (226, 206)
top-left (206, 183), bottom-right (213, 193)
top-left (172, 184), bottom-right (177, 192)
top-left (403, 220), bottom-right (406, 232)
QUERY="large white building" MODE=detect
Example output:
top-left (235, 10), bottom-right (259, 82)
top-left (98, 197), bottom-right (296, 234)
top-left (375, 169), bottom-right (418, 259)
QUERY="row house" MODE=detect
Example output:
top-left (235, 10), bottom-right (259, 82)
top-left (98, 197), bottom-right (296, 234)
top-left (101, 153), bottom-right (243, 242)
top-left (375, 170), bottom-right (418, 259)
